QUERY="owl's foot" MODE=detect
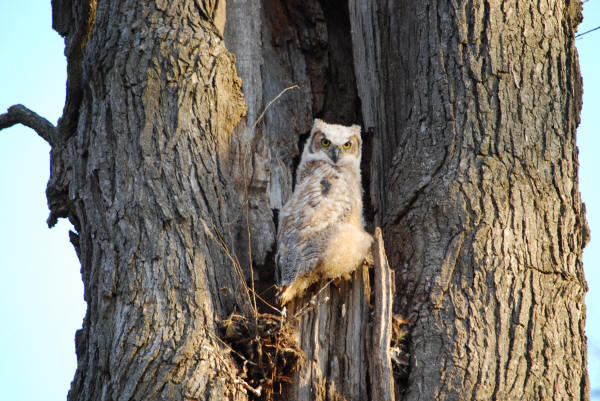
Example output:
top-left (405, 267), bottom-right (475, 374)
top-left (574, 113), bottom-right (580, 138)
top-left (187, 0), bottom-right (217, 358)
top-left (278, 275), bottom-right (314, 305)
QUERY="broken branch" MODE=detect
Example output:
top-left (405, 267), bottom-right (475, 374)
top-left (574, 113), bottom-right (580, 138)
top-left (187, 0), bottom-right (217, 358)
top-left (0, 104), bottom-right (57, 145)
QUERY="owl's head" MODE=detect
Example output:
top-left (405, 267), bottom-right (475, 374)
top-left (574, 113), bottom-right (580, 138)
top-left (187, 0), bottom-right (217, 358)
top-left (302, 119), bottom-right (362, 168)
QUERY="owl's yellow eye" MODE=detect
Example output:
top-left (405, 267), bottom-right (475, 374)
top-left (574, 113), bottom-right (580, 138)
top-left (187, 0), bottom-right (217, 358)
top-left (320, 138), bottom-right (331, 147)
top-left (343, 141), bottom-right (352, 150)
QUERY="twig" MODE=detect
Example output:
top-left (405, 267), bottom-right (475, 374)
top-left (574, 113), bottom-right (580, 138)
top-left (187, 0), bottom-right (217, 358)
top-left (198, 216), bottom-right (255, 314)
top-left (257, 280), bottom-right (334, 339)
top-left (244, 197), bottom-right (259, 329)
top-left (233, 378), bottom-right (262, 397)
top-left (0, 104), bottom-right (57, 145)
top-left (202, 345), bottom-right (262, 397)
top-left (202, 323), bottom-right (257, 366)
top-left (288, 279), bottom-right (334, 322)
top-left (251, 286), bottom-right (284, 315)
top-left (234, 84), bottom-right (300, 321)
top-left (253, 85), bottom-right (300, 129)
top-left (576, 25), bottom-right (600, 38)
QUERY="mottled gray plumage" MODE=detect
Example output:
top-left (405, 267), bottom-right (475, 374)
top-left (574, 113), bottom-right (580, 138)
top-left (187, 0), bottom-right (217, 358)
top-left (275, 119), bottom-right (373, 304)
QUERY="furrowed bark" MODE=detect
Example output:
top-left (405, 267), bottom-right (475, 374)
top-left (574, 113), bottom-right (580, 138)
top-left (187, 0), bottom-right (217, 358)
top-left (49, 1), bottom-right (255, 400)
top-left (350, 0), bottom-right (589, 400)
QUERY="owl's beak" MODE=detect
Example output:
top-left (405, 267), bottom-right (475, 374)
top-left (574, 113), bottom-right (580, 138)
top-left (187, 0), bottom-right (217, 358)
top-left (329, 147), bottom-right (340, 163)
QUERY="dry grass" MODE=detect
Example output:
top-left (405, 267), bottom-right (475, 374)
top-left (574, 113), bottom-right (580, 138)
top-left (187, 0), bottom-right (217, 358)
top-left (220, 312), bottom-right (304, 400)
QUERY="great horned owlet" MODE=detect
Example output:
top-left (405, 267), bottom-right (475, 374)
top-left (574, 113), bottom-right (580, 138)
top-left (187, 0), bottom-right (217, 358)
top-left (275, 119), bottom-right (373, 304)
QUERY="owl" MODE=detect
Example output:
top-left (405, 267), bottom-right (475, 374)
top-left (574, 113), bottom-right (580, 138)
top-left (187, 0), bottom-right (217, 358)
top-left (275, 119), bottom-right (373, 305)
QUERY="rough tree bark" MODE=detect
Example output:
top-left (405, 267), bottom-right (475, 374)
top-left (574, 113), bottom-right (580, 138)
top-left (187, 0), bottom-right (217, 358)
top-left (349, 1), bottom-right (589, 400)
top-left (0, 0), bottom-right (588, 400)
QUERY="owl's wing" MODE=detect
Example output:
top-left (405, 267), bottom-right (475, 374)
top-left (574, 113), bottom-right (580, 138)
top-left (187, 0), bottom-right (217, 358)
top-left (276, 173), bottom-right (352, 286)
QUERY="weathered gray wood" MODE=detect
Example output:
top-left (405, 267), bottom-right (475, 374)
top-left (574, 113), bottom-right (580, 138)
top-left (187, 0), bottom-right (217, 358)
top-left (286, 266), bottom-right (371, 401)
top-left (369, 228), bottom-right (394, 401)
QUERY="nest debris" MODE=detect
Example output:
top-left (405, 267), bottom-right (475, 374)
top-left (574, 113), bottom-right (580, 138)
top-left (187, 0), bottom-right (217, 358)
top-left (220, 312), bottom-right (304, 400)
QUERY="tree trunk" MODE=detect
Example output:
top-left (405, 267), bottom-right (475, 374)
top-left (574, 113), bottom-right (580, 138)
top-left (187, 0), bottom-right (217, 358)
top-left (50, 0), bottom-right (254, 399)
top-left (349, 1), bottom-right (589, 400)
top-left (0, 0), bottom-right (588, 400)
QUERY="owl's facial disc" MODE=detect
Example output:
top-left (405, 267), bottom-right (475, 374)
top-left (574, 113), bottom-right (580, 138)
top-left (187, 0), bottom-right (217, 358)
top-left (310, 130), bottom-right (360, 165)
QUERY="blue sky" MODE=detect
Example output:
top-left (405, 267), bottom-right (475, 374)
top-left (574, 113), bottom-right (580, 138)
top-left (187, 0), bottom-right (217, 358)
top-left (0, 1), bottom-right (599, 400)
top-left (0, 2), bottom-right (85, 400)
top-left (578, 1), bottom-right (600, 397)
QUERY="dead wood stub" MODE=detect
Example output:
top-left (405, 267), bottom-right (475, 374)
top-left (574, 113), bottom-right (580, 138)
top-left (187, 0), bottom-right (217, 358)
top-left (219, 227), bottom-right (408, 401)
top-left (278, 227), bottom-right (403, 401)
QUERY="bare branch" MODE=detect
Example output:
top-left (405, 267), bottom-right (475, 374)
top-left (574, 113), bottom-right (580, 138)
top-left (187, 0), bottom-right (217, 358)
top-left (0, 104), bottom-right (57, 145)
top-left (253, 85), bottom-right (300, 129)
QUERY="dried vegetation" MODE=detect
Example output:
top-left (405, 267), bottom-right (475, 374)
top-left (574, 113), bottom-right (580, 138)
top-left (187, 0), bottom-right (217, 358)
top-left (219, 312), bottom-right (304, 400)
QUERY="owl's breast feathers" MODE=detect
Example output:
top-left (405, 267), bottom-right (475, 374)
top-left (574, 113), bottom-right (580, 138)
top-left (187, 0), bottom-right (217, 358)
top-left (320, 178), bottom-right (331, 195)
top-left (276, 161), bottom-right (369, 303)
